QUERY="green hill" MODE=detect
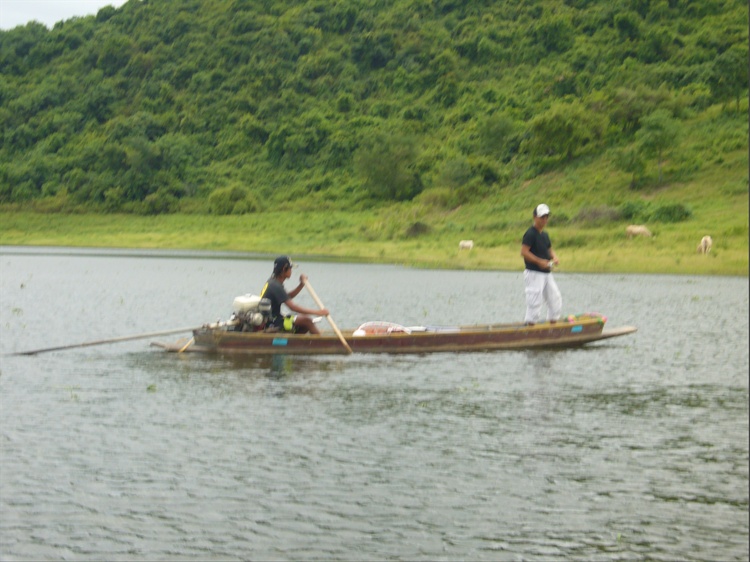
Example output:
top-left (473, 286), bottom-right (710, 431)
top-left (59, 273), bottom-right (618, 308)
top-left (0, 0), bottom-right (747, 274)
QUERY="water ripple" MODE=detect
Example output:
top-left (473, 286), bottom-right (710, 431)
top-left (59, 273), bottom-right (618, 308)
top-left (1, 254), bottom-right (747, 560)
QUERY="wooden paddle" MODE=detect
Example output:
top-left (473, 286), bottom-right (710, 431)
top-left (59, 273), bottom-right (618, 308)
top-left (304, 279), bottom-right (353, 354)
top-left (9, 320), bottom-right (236, 356)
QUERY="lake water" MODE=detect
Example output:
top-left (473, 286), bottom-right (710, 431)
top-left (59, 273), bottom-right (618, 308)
top-left (1, 247), bottom-right (747, 561)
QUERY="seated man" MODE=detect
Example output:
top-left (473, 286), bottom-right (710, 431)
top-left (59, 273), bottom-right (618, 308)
top-left (260, 256), bottom-right (329, 334)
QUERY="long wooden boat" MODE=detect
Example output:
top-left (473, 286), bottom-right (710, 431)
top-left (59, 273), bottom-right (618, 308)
top-left (153, 313), bottom-right (636, 355)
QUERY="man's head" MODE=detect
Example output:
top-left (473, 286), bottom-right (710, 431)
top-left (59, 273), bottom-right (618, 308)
top-left (533, 203), bottom-right (550, 218)
top-left (273, 256), bottom-right (295, 276)
top-left (533, 203), bottom-right (550, 231)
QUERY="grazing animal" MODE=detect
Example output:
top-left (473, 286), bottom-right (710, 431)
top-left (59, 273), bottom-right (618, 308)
top-left (697, 235), bottom-right (712, 254)
top-left (458, 240), bottom-right (474, 250)
top-left (626, 225), bottom-right (652, 239)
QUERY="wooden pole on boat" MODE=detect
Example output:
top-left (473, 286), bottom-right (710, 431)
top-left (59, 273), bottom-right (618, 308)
top-left (177, 337), bottom-right (195, 353)
top-left (304, 280), bottom-right (353, 354)
top-left (9, 325), bottom-right (203, 356)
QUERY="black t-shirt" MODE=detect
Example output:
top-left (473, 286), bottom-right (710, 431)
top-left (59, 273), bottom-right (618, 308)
top-left (522, 226), bottom-right (552, 272)
top-left (260, 277), bottom-right (288, 318)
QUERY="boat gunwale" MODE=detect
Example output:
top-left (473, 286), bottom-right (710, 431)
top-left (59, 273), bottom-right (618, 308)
top-left (175, 316), bottom-right (631, 355)
top-left (194, 316), bottom-right (608, 340)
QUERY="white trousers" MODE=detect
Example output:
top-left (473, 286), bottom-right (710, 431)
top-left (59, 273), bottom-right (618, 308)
top-left (524, 269), bottom-right (562, 323)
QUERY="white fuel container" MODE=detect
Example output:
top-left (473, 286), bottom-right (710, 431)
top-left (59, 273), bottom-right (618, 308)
top-left (232, 294), bottom-right (262, 313)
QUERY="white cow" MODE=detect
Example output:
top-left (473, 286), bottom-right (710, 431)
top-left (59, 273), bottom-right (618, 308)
top-left (697, 235), bottom-right (712, 254)
top-left (458, 240), bottom-right (474, 250)
top-left (626, 225), bottom-right (652, 239)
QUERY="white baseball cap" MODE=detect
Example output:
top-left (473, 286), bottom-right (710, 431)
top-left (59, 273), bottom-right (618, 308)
top-left (534, 203), bottom-right (550, 217)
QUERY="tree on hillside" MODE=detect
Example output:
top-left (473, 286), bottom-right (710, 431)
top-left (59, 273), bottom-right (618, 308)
top-left (477, 113), bottom-right (519, 163)
top-left (635, 109), bottom-right (680, 185)
top-left (614, 146), bottom-right (647, 190)
top-left (708, 45), bottom-right (749, 113)
top-left (533, 14), bottom-right (575, 55)
top-left (608, 85), bottom-right (672, 135)
top-left (354, 133), bottom-right (422, 201)
top-left (523, 100), bottom-right (606, 166)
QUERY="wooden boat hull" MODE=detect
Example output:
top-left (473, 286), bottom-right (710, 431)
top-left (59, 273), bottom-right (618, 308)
top-left (154, 315), bottom-right (637, 355)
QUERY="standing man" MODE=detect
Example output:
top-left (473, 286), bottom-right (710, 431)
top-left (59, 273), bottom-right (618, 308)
top-left (520, 204), bottom-right (562, 325)
top-left (261, 256), bottom-right (329, 334)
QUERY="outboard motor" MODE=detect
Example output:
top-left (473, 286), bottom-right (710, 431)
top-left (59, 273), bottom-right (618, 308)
top-left (230, 294), bottom-right (272, 332)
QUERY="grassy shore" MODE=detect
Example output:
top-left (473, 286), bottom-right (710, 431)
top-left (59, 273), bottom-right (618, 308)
top-left (1, 208), bottom-right (746, 276)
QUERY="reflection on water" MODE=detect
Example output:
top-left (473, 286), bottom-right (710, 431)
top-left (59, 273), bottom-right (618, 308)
top-left (0, 249), bottom-right (747, 561)
top-left (219, 353), bottom-right (350, 378)
top-left (136, 349), bottom-right (344, 378)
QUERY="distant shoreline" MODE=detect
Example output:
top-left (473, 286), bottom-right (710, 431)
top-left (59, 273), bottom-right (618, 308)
top-left (1, 211), bottom-right (746, 276)
top-left (1, 243), bottom-right (746, 278)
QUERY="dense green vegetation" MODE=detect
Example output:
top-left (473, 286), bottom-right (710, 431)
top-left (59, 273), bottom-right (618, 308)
top-left (0, 0), bottom-right (747, 275)
top-left (1, 0), bottom-right (747, 209)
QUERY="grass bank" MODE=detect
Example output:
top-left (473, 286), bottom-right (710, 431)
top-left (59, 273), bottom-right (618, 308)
top-left (3, 104), bottom-right (747, 275)
top-left (1, 207), bottom-right (746, 276)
